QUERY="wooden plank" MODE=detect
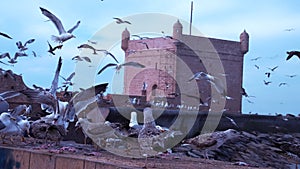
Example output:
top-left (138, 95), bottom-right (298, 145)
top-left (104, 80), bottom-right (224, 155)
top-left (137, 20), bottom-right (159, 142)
top-left (55, 156), bottom-right (84, 169)
top-left (0, 147), bottom-right (28, 169)
top-left (29, 153), bottom-right (55, 169)
top-left (84, 160), bottom-right (96, 169)
top-left (12, 149), bottom-right (30, 169)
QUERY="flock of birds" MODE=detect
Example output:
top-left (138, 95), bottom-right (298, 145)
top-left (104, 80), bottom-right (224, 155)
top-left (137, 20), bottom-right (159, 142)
top-left (0, 4), bottom-right (299, 162)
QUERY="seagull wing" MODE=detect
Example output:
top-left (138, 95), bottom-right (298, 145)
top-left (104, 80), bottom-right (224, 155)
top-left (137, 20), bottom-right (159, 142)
top-left (40, 7), bottom-right (66, 34)
top-left (66, 72), bottom-right (75, 81)
top-left (49, 57), bottom-right (62, 99)
top-left (16, 41), bottom-right (23, 49)
top-left (82, 56), bottom-right (91, 63)
top-left (106, 52), bottom-right (119, 63)
top-left (97, 63), bottom-right (117, 75)
top-left (71, 55), bottom-right (83, 61)
top-left (124, 20), bottom-right (131, 24)
top-left (121, 61), bottom-right (145, 68)
top-left (286, 51), bottom-right (294, 60)
top-left (0, 91), bottom-right (21, 100)
top-left (113, 17), bottom-right (122, 22)
top-left (0, 52), bottom-right (10, 59)
top-left (0, 32), bottom-right (13, 39)
top-left (24, 39), bottom-right (35, 46)
top-left (67, 21), bottom-right (80, 33)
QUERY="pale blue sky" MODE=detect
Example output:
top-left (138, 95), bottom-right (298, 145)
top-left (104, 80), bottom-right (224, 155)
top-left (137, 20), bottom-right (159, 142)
top-left (0, 0), bottom-right (299, 115)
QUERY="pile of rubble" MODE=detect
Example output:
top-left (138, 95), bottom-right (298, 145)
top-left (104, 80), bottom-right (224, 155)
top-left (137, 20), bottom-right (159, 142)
top-left (173, 129), bottom-right (300, 168)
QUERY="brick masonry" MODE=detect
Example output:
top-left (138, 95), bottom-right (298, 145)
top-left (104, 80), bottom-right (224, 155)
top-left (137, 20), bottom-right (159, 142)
top-left (122, 20), bottom-right (249, 113)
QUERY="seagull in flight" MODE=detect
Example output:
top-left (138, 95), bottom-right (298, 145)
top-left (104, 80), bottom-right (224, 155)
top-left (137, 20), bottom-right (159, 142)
top-left (40, 7), bottom-right (80, 43)
top-left (132, 35), bottom-right (150, 40)
top-left (0, 52), bottom-right (28, 64)
top-left (250, 57), bottom-right (261, 61)
top-left (113, 17), bottom-right (131, 24)
top-left (98, 50), bottom-right (119, 63)
top-left (254, 65), bottom-right (259, 69)
top-left (265, 72), bottom-right (271, 78)
top-left (77, 44), bottom-right (99, 54)
top-left (279, 82), bottom-right (288, 87)
top-left (189, 72), bottom-right (231, 99)
top-left (16, 39), bottom-right (35, 52)
top-left (0, 32), bottom-right (13, 39)
top-left (286, 74), bottom-right (297, 78)
top-left (138, 41), bottom-right (149, 49)
top-left (284, 28), bottom-right (295, 32)
top-left (97, 61), bottom-right (145, 75)
top-left (286, 51), bottom-right (300, 60)
top-left (224, 116), bottom-right (239, 128)
top-left (267, 66), bottom-right (278, 72)
top-left (47, 41), bottom-right (63, 55)
top-left (60, 72), bottom-right (75, 86)
top-left (71, 56), bottom-right (91, 63)
top-left (263, 80), bottom-right (272, 85)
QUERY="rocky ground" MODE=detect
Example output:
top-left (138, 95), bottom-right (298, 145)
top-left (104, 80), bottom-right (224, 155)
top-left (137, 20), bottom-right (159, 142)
top-left (1, 129), bottom-right (299, 169)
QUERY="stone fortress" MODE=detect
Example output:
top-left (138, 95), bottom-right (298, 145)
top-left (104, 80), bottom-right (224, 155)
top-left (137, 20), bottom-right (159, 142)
top-left (121, 20), bottom-right (249, 113)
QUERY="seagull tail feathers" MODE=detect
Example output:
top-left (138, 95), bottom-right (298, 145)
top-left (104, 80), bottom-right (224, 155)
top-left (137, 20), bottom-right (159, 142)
top-left (51, 35), bottom-right (61, 43)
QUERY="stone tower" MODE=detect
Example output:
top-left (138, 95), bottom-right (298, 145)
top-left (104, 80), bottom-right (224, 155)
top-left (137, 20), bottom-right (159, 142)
top-left (173, 20), bottom-right (183, 40)
top-left (121, 28), bottom-right (130, 52)
top-left (240, 30), bottom-right (249, 54)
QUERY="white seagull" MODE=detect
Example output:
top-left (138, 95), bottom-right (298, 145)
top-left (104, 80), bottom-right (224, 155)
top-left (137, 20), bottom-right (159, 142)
top-left (40, 7), bottom-right (80, 43)
top-left (97, 61), bottom-right (145, 75)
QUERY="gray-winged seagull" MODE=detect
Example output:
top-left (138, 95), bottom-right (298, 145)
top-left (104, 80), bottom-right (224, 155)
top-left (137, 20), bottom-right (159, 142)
top-left (40, 7), bottom-right (80, 43)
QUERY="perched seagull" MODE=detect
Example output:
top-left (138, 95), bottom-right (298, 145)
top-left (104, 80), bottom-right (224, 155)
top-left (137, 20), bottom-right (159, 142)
top-left (47, 41), bottom-right (63, 55)
top-left (267, 66), bottom-right (279, 72)
top-left (0, 32), bottom-right (13, 39)
top-left (279, 82), bottom-right (288, 87)
top-left (0, 90), bottom-right (21, 113)
top-left (40, 7), bottom-right (80, 43)
top-left (113, 17), bottom-right (131, 24)
top-left (184, 129), bottom-right (240, 159)
top-left (142, 82), bottom-right (147, 90)
top-left (60, 72), bottom-right (75, 86)
top-left (138, 107), bottom-right (163, 155)
top-left (97, 61), bottom-right (145, 75)
top-left (286, 51), bottom-right (300, 60)
top-left (0, 112), bottom-right (23, 142)
top-left (77, 44), bottom-right (99, 54)
top-left (138, 41), bottom-right (149, 49)
top-left (128, 111), bottom-right (142, 137)
top-left (71, 55), bottom-right (91, 63)
top-left (265, 72), bottom-right (271, 78)
top-left (250, 57), bottom-right (261, 61)
top-left (75, 117), bottom-right (117, 145)
top-left (98, 50), bottom-right (119, 63)
top-left (263, 80), bottom-right (272, 85)
top-left (16, 39), bottom-right (35, 52)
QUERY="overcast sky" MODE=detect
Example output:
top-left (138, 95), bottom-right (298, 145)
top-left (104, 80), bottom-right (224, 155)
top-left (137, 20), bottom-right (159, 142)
top-left (0, 0), bottom-right (299, 115)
